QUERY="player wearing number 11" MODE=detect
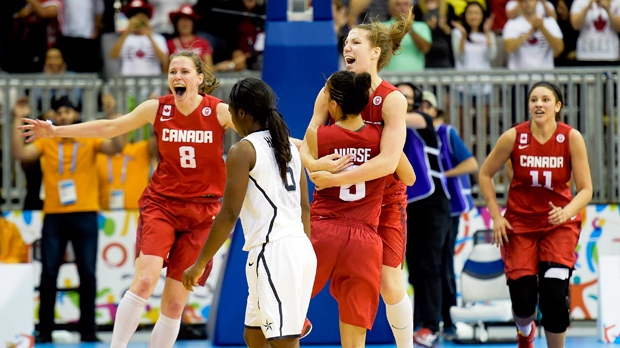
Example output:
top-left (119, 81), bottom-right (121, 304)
top-left (18, 51), bottom-right (236, 348)
top-left (478, 81), bottom-right (592, 348)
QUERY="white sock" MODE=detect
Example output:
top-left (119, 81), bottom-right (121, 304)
top-left (148, 313), bottom-right (181, 348)
top-left (385, 294), bottom-right (414, 348)
top-left (110, 291), bottom-right (148, 348)
top-left (517, 322), bottom-right (532, 336)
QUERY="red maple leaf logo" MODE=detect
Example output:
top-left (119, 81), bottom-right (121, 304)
top-left (136, 49), bottom-right (145, 58)
top-left (527, 36), bottom-right (538, 45)
top-left (594, 14), bottom-right (607, 31)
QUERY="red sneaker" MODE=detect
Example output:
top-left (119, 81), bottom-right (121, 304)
top-left (517, 322), bottom-right (536, 348)
top-left (413, 327), bottom-right (439, 347)
top-left (301, 318), bottom-right (312, 339)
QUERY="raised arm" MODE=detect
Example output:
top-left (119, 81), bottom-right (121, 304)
top-left (182, 140), bottom-right (254, 291)
top-left (19, 99), bottom-right (158, 142)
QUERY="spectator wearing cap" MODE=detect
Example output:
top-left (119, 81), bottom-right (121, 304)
top-left (11, 95), bottom-right (124, 343)
top-left (149, 0), bottom-right (198, 35)
top-left (109, 0), bottom-right (169, 77)
top-left (421, 90), bottom-right (479, 340)
top-left (166, 4), bottom-right (214, 71)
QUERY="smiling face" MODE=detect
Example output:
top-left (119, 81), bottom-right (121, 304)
top-left (464, 3), bottom-right (484, 30)
top-left (168, 56), bottom-right (204, 102)
top-left (343, 28), bottom-right (380, 74)
top-left (528, 86), bottom-right (562, 122)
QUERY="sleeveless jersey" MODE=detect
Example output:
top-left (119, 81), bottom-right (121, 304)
top-left (436, 124), bottom-right (474, 215)
top-left (149, 94), bottom-right (226, 199)
top-left (404, 112), bottom-right (450, 203)
top-left (360, 80), bottom-right (406, 201)
top-left (239, 131), bottom-right (306, 250)
top-left (505, 121), bottom-right (577, 232)
top-left (311, 124), bottom-right (385, 230)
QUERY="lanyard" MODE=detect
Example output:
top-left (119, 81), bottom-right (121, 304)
top-left (58, 142), bottom-right (78, 174)
top-left (107, 155), bottom-right (130, 184)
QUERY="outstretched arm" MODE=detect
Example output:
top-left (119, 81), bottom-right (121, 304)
top-left (182, 140), bottom-right (254, 291)
top-left (19, 99), bottom-right (158, 142)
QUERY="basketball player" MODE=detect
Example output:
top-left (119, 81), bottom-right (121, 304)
top-left (478, 81), bottom-right (592, 348)
top-left (182, 77), bottom-right (317, 347)
top-left (19, 51), bottom-right (234, 348)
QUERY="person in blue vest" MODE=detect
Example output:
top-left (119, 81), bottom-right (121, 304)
top-left (420, 91), bottom-right (479, 339)
top-left (396, 83), bottom-right (451, 347)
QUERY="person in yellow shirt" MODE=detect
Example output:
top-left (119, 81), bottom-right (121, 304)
top-left (11, 96), bottom-right (123, 344)
top-left (97, 94), bottom-right (157, 210)
top-left (0, 216), bottom-right (28, 264)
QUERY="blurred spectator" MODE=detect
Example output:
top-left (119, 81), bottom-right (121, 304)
top-left (490, 0), bottom-right (511, 32)
top-left (570, 0), bottom-right (620, 66)
top-left (383, 0), bottom-right (432, 72)
top-left (446, 0), bottom-right (488, 16)
top-left (0, 215), bottom-right (28, 264)
top-left (12, 95), bottom-right (123, 343)
top-left (109, 0), bottom-right (169, 76)
top-left (166, 4), bottom-right (214, 71)
top-left (31, 48), bottom-right (83, 113)
top-left (348, 0), bottom-right (390, 27)
top-left (451, 3), bottom-right (495, 131)
top-left (552, 0), bottom-right (580, 65)
top-left (58, 0), bottom-right (104, 73)
top-left (506, 0), bottom-right (558, 19)
top-left (212, 0), bottom-right (266, 72)
top-left (415, 0), bottom-right (457, 68)
top-left (43, 47), bottom-right (67, 74)
top-left (503, 0), bottom-right (564, 70)
top-left (193, 0), bottom-right (237, 64)
top-left (333, 0), bottom-right (350, 70)
top-left (96, 93), bottom-right (156, 210)
top-left (3, 0), bottom-right (61, 73)
top-left (150, 0), bottom-right (197, 35)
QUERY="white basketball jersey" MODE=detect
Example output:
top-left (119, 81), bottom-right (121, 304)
top-left (239, 130), bottom-right (306, 251)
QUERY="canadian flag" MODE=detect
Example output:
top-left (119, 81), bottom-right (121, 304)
top-left (520, 133), bottom-right (528, 144)
top-left (163, 105), bottom-right (172, 116)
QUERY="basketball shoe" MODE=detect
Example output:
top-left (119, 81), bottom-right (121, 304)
top-left (517, 322), bottom-right (536, 348)
top-left (301, 318), bottom-right (312, 339)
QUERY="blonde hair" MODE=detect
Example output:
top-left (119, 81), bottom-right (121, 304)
top-left (169, 51), bottom-right (219, 94)
top-left (355, 8), bottom-right (414, 71)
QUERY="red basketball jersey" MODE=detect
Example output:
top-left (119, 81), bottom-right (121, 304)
top-left (148, 94), bottom-right (226, 199)
top-left (311, 123), bottom-right (385, 230)
top-left (361, 80), bottom-right (406, 201)
top-left (505, 121), bottom-right (578, 232)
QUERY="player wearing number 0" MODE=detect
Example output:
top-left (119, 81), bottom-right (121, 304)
top-left (183, 77), bottom-right (316, 347)
top-left (306, 71), bottom-right (414, 347)
top-left (18, 51), bottom-right (236, 348)
top-left (478, 81), bottom-right (592, 348)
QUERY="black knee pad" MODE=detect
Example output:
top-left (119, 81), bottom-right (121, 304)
top-left (538, 262), bottom-right (571, 333)
top-left (508, 275), bottom-right (538, 318)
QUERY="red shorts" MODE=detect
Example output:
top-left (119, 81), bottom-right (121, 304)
top-left (378, 197), bottom-right (407, 268)
top-left (502, 221), bottom-right (580, 280)
top-left (137, 188), bottom-right (221, 286)
top-left (310, 218), bottom-right (382, 330)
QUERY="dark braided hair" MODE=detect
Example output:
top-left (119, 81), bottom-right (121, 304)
top-left (326, 71), bottom-right (372, 120)
top-left (528, 81), bottom-right (564, 121)
top-left (228, 77), bottom-right (292, 184)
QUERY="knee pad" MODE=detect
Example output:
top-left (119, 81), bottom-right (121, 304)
top-left (538, 262), bottom-right (571, 333)
top-left (508, 275), bottom-right (538, 318)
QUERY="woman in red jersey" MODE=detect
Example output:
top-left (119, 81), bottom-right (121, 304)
top-left (19, 50), bottom-right (235, 348)
top-left (479, 81), bottom-right (592, 348)
top-left (300, 10), bottom-right (422, 348)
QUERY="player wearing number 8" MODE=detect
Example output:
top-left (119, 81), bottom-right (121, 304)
top-left (479, 81), bottom-right (592, 348)
top-left (18, 50), bottom-right (237, 348)
top-left (305, 71), bottom-right (414, 347)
